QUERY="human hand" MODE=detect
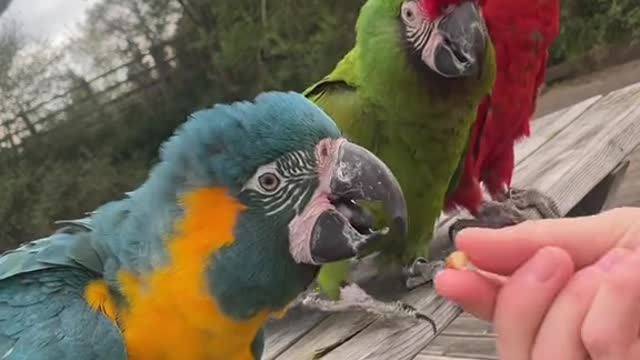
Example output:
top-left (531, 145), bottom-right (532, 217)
top-left (435, 207), bottom-right (640, 360)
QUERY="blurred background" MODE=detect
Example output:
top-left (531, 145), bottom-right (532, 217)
top-left (0, 0), bottom-right (638, 250)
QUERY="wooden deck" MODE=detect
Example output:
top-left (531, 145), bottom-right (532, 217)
top-left (263, 81), bottom-right (640, 360)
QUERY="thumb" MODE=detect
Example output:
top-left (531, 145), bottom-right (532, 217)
top-left (455, 207), bottom-right (640, 275)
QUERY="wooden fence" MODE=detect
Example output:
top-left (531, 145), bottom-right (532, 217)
top-left (0, 46), bottom-right (180, 150)
top-left (4, 38), bottom-right (639, 152)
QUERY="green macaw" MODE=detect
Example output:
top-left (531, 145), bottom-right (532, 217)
top-left (301, 0), bottom-right (496, 315)
top-left (0, 92), bottom-right (408, 360)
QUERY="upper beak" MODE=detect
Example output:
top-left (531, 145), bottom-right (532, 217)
top-left (309, 141), bottom-right (408, 263)
top-left (432, 1), bottom-right (487, 78)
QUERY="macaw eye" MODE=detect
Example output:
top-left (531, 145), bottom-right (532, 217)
top-left (258, 172), bottom-right (280, 192)
top-left (401, 2), bottom-right (421, 26)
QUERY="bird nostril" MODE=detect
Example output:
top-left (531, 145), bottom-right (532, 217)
top-left (451, 46), bottom-right (468, 64)
top-left (443, 36), bottom-right (453, 48)
top-left (443, 37), bottom-right (469, 64)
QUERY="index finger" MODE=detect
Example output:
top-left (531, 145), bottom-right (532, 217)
top-left (455, 207), bottom-right (640, 275)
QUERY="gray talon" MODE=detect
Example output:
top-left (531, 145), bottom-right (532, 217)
top-left (447, 188), bottom-right (559, 246)
top-left (405, 259), bottom-right (446, 289)
top-left (301, 283), bottom-right (433, 324)
top-left (508, 187), bottom-right (561, 219)
top-left (304, 284), bottom-right (437, 360)
top-left (448, 200), bottom-right (523, 244)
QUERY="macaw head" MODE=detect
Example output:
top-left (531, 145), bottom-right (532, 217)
top-left (358, 0), bottom-right (488, 78)
top-left (151, 92), bottom-right (407, 318)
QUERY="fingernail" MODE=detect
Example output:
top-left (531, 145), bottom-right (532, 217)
top-left (596, 249), bottom-right (627, 272)
top-left (524, 248), bottom-right (561, 282)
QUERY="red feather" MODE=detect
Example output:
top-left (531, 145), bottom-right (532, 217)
top-left (419, 0), bottom-right (485, 20)
top-left (444, 0), bottom-right (560, 214)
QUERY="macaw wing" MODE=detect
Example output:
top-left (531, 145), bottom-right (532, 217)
top-left (0, 268), bottom-right (125, 360)
top-left (0, 220), bottom-right (124, 359)
top-left (305, 80), bottom-right (358, 129)
top-left (303, 49), bottom-right (375, 150)
top-left (443, 95), bottom-right (491, 213)
top-left (0, 221), bottom-right (103, 282)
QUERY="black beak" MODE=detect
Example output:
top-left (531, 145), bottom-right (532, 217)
top-left (433, 1), bottom-right (487, 78)
top-left (310, 141), bottom-right (408, 264)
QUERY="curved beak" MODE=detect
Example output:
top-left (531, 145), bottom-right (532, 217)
top-left (309, 141), bottom-right (408, 264)
top-left (430, 1), bottom-right (487, 78)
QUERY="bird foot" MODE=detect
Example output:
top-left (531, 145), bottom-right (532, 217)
top-left (404, 257), bottom-right (446, 290)
top-left (448, 187), bottom-right (561, 243)
top-left (301, 283), bottom-right (436, 332)
top-left (306, 283), bottom-right (437, 359)
top-left (507, 187), bottom-right (561, 219)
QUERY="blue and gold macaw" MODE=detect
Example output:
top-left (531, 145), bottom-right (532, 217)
top-left (0, 92), bottom-right (407, 360)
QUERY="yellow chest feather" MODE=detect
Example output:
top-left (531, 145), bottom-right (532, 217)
top-left (87, 188), bottom-right (273, 360)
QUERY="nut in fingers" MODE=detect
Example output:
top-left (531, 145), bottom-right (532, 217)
top-left (446, 251), bottom-right (472, 270)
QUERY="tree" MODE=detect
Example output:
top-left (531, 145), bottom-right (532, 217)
top-left (0, 19), bottom-right (70, 146)
top-left (550, 0), bottom-right (640, 64)
top-left (173, 0), bottom-right (364, 104)
top-left (0, 18), bottom-right (21, 89)
top-left (0, 0), bottom-right (12, 17)
top-left (69, 0), bottom-right (182, 78)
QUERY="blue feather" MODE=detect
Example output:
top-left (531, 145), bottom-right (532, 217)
top-left (0, 91), bottom-right (342, 359)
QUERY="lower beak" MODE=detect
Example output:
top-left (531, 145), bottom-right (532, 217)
top-left (309, 141), bottom-right (408, 263)
top-left (432, 1), bottom-right (487, 78)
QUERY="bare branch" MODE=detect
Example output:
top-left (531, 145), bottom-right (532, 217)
top-left (175, 0), bottom-right (202, 27)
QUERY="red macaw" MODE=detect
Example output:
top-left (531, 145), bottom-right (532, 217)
top-left (445, 0), bottom-right (561, 220)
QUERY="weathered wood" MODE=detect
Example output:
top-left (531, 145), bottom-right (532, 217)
top-left (605, 145), bottom-right (640, 208)
top-left (513, 82), bottom-right (640, 215)
top-left (567, 160), bottom-right (630, 217)
top-left (420, 334), bottom-right (498, 360)
top-left (441, 315), bottom-right (493, 337)
top-left (514, 95), bottom-right (601, 164)
top-left (263, 307), bottom-right (329, 360)
top-left (601, 159), bottom-right (634, 211)
top-left (415, 356), bottom-right (496, 360)
top-left (274, 311), bottom-right (377, 360)
top-left (314, 288), bottom-right (463, 360)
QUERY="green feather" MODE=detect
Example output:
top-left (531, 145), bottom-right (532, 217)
top-left (316, 260), bottom-right (352, 300)
top-left (306, 0), bottom-right (496, 296)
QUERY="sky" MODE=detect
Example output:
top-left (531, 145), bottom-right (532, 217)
top-left (3, 0), bottom-right (100, 45)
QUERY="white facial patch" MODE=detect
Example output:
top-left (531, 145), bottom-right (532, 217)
top-left (288, 138), bottom-right (346, 264)
top-left (422, 30), bottom-right (444, 72)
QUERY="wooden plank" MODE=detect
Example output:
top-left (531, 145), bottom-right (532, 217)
top-left (606, 146), bottom-right (640, 208)
top-left (273, 311), bottom-right (377, 360)
top-left (513, 82), bottom-right (640, 215)
top-left (421, 334), bottom-right (498, 360)
top-left (514, 95), bottom-right (601, 165)
top-left (300, 288), bottom-right (463, 360)
top-left (263, 307), bottom-right (329, 360)
top-left (601, 159), bottom-right (633, 211)
top-left (267, 263), bottom-right (491, 359)
top-left (415, 356), bottom-right (495, 360)
top-left (441, 316), bottom-right (493, 337)
top-left (567, 160), bottom-right (630, 217)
